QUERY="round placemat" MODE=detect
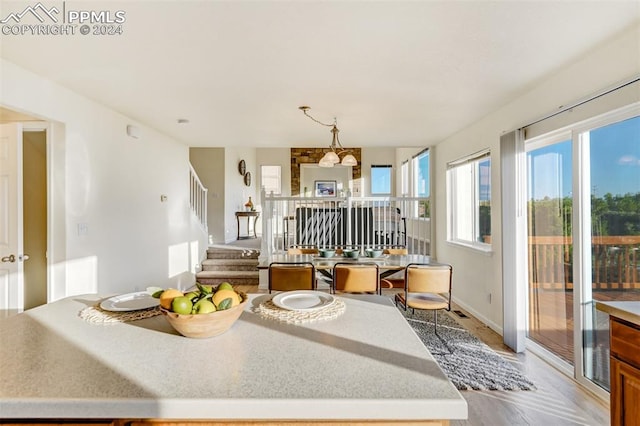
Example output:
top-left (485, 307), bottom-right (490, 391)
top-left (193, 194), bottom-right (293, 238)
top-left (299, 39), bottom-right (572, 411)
top-left (254, 297), bottom-right (345, 324)
top-left (79, 303), bottom-right (161, 325)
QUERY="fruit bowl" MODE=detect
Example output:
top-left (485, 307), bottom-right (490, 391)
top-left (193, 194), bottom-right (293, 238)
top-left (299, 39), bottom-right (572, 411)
top-left (160, 292), bottom-right (248, 338)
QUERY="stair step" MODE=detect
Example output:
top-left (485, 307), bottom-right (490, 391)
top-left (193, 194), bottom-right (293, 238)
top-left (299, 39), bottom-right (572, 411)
top-left (206, 248), bottom-right (260, 259)
top-left (196, 270), bottom-right (259, 286)
top-left (196, 270), bottom-right (259, 279)
top-left (201, 259), bottom-right (258, 271)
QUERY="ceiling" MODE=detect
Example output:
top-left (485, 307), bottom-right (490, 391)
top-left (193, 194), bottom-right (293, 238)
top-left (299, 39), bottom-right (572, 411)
top-left (1, 1), bottom-right (638, 148)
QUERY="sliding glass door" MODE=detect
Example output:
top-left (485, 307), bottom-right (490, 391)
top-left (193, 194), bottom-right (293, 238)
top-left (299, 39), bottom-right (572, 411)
top-left (525, 109), bottom-right (640, 393)
top-left (526, 137), bottom-right (574, 364)
top-left (583, 115), bottom-right (640, 390)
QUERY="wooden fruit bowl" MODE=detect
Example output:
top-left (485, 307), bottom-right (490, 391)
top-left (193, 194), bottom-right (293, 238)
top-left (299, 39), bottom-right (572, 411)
top-left (160, 292), bottom-right (248, 338)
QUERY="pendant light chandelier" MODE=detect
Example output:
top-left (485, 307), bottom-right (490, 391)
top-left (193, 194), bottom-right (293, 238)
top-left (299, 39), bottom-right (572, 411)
top-left (299, 106), bottom-right (357, 168)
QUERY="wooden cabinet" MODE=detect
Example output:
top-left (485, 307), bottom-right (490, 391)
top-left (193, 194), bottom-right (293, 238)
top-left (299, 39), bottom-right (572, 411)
top-left (610, 317), bottom-right (640, 426)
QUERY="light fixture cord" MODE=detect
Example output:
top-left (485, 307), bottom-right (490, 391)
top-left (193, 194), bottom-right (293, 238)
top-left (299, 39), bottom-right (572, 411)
top-left (302, 108), bottom-right (335, 128)
top-left (300, 106), bottom-right (348, 152)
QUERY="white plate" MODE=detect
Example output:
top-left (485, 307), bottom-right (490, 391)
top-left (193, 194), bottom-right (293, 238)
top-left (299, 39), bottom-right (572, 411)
top-left (272, 290), bottom-right (335, 312)
top-left (100, 291), bottom-right (159, 312)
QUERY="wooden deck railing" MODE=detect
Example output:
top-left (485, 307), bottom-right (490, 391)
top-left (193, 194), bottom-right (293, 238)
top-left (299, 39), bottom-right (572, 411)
top-left (529, 235), bottom-right (640, 290)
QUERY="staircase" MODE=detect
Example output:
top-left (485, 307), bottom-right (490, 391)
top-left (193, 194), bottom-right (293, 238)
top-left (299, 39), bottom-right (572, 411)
top-left (196, 247), bottom-right (260, 287)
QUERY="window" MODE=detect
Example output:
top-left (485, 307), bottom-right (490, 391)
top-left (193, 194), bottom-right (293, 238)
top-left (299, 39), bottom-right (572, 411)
top-left (260, 165), bottom-right (281, 195)
top-left (401, 160), bottom-right (408, 195)
top-left (412, 149), bottom-right (430, 218)
top-left (447, 150), bottom-right (491, 248)
top-left (371, 165), bottom-right (392, 195)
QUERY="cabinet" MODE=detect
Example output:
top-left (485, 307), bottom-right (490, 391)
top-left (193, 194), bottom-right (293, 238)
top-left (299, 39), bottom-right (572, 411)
top-left (609, 316), bottom-right (640, 426)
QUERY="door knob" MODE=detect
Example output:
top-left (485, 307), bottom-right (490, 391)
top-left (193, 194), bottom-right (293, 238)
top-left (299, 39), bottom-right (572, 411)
top-left (1, 254), bottom-right (16, 263)
top-left (19, 254), bottom-right (30, 261)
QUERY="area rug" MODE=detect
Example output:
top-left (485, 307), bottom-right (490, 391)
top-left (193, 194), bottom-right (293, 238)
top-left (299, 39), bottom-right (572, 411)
top-left (399, 307), bottom-right (537, 391)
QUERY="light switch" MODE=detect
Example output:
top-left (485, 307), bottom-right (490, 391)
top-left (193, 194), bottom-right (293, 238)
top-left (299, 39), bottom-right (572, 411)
top-left (77, 223), bottom-right (89, 236)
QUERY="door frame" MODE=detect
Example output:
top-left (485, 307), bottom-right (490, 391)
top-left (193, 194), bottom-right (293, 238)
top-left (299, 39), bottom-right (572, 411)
top-left (519, 103), bottom-right (639, 402)
top-left (22, 121), bottom-right (50, 308)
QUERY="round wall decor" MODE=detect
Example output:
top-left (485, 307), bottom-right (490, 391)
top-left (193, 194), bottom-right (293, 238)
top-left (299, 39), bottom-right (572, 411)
top-left (244, 171), bottom-right (251, 187)
top-left (238, 160), bottom-right (246, 176)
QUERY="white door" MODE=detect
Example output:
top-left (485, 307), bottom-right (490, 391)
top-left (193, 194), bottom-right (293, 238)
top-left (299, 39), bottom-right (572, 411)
top-left (0, 123), bottom-right (24, 317)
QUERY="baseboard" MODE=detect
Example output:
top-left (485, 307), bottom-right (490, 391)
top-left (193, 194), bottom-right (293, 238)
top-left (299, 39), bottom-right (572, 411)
top-left (451, 296), bottom-right (503, 336)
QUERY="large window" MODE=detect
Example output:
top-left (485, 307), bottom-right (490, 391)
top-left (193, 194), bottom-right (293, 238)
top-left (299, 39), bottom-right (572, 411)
top-left (370, 165), bottom-right (392, 195)
top-left (447, 151), bottom-right (491, 248)
top-left (412, 149), bottom-right (430, 218)
top-left (260, 165), bottom-right (281, 195)
top-left (401, 160), bottom-right (409, 196)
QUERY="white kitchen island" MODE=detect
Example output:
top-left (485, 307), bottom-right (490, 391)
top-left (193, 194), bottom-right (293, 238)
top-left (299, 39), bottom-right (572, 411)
top-left (0, 293), bottom-right (467, 425)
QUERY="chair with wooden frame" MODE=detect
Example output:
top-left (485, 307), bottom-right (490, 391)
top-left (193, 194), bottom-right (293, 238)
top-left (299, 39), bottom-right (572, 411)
top-left (380, 247), bottom-right (409, 289)
top-left (395, 263), bottom-right (453, 335)
top-left (268, 262), bottom-right (316, 294)
top-left (332, 262), bottom-right (380, 295)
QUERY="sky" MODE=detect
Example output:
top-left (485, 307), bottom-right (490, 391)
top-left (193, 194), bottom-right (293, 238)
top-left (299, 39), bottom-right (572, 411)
top-left (528, 115), bottom-right (640, 200)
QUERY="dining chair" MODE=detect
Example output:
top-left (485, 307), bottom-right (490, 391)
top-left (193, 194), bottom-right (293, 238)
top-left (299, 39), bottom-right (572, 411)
top-left (380, 247), bottom-right (409, 289)
top-left (268, 262), bottom-right (316, 294)
top-left (332, 262), bottom-right (380, 295)
top-left (395, 263), bottom-right (452, 335)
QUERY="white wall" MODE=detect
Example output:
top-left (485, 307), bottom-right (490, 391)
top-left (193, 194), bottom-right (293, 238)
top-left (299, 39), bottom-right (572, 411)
top-left (224, 146), bottom-right (257, 242)
top-left (433, 24), bottom-right (640, 333)
top-left (1, 59), bottom-right (208, 297)
top-left (300, 164), bottom-right (351, 196)
top-left (190, 148), bottom-right (225, 244)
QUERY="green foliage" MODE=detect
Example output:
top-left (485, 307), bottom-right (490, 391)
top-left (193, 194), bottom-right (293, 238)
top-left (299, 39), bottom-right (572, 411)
top-left (528, 192), bottom-right (640, 237)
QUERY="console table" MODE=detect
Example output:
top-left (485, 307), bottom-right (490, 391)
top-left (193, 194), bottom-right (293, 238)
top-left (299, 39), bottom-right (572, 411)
top-left (236, 211), bottom-right (260, 239)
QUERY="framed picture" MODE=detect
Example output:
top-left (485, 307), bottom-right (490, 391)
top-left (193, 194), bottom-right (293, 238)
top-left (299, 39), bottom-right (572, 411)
top-left (315, 180), bottom-right (336, 197)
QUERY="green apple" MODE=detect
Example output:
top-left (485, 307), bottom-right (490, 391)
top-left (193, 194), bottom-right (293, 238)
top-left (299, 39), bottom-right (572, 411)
top-left (171, 296), bottom-right (193, 315)
top-left (217, 282), bottom-right (234, 292)
top-left (192, 299), bottom-right (216, 314)
top-left (185, 291), bottom-right (199, 301)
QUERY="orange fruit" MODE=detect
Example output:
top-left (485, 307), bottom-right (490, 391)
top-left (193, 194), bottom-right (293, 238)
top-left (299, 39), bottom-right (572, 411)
top-left (159, 288), bottom-right (183, 309)
top-left (212, 289), bottom-right (241, 308)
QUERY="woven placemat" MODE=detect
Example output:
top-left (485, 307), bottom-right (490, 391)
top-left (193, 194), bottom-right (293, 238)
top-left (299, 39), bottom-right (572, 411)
top-left (254, 298), bottom-right (346, 324)
top-left (79, 303), bottom-right (161, 325)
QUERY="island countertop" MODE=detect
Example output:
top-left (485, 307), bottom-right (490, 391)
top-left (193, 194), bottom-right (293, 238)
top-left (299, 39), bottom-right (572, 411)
top-left (0, 293), bottom-right (467, 423)
top-left (595, 301), bottom-right (640, 327)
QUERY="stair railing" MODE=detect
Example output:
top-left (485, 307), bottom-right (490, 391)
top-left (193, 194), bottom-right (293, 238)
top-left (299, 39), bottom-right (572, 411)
top-left (189, 163), bottom-right (208, 230)
top-left (260, 188), bottom-right (431, 257)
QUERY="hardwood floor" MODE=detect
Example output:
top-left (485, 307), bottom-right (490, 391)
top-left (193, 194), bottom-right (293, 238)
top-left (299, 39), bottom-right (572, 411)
top-left (440, 300), bottom-right (610, 426)
top-left (240, 285), bottom-right (610, 425)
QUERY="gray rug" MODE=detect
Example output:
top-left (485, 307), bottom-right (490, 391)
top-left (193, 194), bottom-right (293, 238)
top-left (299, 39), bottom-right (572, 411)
top-left (399, 307), bottom-right (537, 391)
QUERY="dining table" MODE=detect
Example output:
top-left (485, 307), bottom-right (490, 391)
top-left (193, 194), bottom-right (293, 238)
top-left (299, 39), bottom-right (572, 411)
top-left (258, 252), bottom-right (442, 280)
top-left (0, 292), bottom-right (467, 425)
